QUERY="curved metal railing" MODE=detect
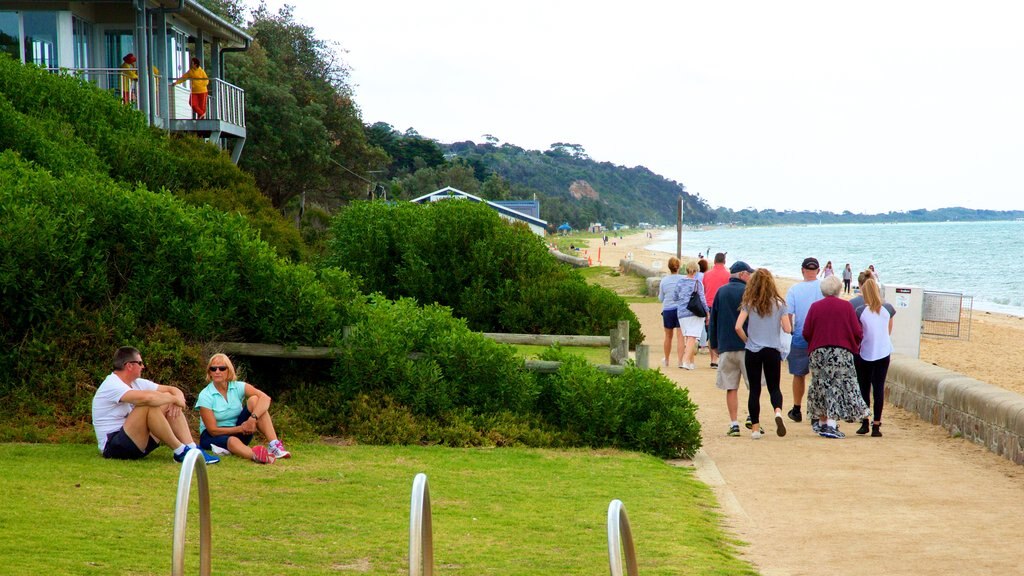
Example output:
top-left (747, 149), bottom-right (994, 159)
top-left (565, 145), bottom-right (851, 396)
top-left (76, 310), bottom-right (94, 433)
top-left (607, 499), bottom-right (639, 576)
top-left (171, 449), bottom-right (212, 576)
top-left (409, 473), bottom-right (434, 576)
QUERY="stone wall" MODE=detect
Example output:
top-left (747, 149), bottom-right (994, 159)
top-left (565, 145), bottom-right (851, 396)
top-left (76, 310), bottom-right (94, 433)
top-left (887, 354), bottom-right (1024, 465)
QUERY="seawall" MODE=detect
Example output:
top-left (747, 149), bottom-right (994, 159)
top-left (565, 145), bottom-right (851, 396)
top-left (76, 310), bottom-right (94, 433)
top-left (887, 354), bottom-right (1024, 465)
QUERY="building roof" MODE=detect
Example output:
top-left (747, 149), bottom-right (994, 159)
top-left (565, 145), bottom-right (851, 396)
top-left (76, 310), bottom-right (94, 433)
top-left (410, 187), bottom-right (548, 229)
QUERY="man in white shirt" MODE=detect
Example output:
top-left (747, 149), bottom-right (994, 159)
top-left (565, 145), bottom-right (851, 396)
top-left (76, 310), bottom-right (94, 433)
top-left (92, 346), bottom-right (218, 464)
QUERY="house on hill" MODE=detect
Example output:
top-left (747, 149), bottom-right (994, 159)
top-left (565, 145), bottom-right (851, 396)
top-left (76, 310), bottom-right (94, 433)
top-left (0, 0), bottom-right (250, 162)
top-left (410, 186), bottom-right (548, 237)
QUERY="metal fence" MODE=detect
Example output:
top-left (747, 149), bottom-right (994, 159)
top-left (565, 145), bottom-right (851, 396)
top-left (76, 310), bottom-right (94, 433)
top-left (922, 290), bottom-right (973, 340)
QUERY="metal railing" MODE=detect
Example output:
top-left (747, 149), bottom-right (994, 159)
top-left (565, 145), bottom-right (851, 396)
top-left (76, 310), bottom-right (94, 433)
top-left (208, 78), bottom-right (246, 127)
top-left (922, 290), bottom-right (973, 340)
top-left (607, 500), bottom-right (639, 576)
top-left (171, 449), bottom-right (212, 576)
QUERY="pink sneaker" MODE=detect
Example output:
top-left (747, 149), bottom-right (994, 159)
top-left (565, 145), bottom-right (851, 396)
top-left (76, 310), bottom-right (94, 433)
top-left (251, 445), bottom-right (275, 464)
top-left (269, 440), bottom-right (291, 459)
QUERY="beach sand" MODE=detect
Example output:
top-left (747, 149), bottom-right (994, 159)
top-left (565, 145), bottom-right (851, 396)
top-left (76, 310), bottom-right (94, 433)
top-left (580, 230), bottom-right (1024, 396)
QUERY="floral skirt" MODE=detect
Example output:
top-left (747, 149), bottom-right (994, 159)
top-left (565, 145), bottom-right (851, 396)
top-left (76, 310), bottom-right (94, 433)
top-left (807, 347), bottom-right (869, 422)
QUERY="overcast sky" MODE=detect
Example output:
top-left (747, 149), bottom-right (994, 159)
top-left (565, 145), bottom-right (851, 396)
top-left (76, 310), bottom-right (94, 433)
top-left (255, 1), bottom-right (1024, 214)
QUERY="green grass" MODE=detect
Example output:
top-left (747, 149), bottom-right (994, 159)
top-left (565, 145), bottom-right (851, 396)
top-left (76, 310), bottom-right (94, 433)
top-left (1, 443), bottom-right (756, 575)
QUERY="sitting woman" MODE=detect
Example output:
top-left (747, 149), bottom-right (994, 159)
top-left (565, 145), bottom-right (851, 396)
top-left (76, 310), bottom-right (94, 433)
top-left (195, 353), bottom-right (291, 464)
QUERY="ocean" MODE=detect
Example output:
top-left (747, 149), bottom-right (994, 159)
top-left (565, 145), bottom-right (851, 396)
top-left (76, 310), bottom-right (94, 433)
top-left (647, 220), bottom-right (1024, 317)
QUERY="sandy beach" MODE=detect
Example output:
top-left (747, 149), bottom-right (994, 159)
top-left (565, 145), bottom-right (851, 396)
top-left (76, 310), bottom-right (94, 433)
top-left (579, 230), bottom-right (1024, 396)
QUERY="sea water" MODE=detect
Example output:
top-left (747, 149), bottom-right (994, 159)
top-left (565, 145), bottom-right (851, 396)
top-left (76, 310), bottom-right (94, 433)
top-left (647, 220), bottom-right (1024, 317)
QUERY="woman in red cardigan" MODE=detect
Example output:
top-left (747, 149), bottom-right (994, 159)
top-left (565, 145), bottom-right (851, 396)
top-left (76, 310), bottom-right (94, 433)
top-left (802, 276), bottom-right (869, 439)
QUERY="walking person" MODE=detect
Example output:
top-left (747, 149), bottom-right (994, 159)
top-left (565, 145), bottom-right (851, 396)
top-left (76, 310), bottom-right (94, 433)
top-left (195, 353), bottom-right (292, 464)
top-left (673, 261), bottom-right (709, 370)
top-left (822, 261), bottom-right (835, 278)
top-left (802, 276), bottom-right (869, 439)
top-left (842, 264), bottom-right (853, 294)
top-left (735, 269), bottom-right (792, 439)
top-left (785, 257), bottom-right (823, 425)
top-left (702, 252), bottom-right (731, 369)
top-left (657, 257), bottom-right (686, 368)
top-left (853, 278), bottom-right (894, 437)
top-left (708, 261), bottom-right (755, 436)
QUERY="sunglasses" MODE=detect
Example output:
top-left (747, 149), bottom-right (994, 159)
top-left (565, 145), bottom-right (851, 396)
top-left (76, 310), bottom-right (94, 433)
top-left (209, 366), bottom-right (229, 372)
top-left (127, 360), bottom-right (145, 367)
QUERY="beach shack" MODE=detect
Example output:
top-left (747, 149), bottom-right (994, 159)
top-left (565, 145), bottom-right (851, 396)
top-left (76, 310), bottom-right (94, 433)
top-left (0, 0), bottom-right (250, 162)
top-left (410, 186), bottom-right (548, 237)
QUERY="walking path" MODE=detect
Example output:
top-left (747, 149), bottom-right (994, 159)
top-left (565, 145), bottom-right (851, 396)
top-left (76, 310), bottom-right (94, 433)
top-left (631, 302), bottom-right (1024, 576)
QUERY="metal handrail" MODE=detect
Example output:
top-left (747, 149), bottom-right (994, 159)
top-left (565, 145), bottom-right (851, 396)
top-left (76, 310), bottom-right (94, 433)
top-left (171, 449), bottom-right (212, 576)
top-left (409, 473), bottom-right (434, 576)
top-left (607, 500), bottom-right (638, 576)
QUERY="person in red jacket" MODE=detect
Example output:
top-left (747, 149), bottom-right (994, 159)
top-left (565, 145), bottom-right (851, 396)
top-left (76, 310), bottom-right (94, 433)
top-left (702, 252), bottom-right (730, 368)
top-left (802, 276), bottom-right (869, 439)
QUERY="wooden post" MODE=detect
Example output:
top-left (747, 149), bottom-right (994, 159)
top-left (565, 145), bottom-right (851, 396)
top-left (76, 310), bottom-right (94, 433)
top-left (636, 344), bottom-right (649, 370)
top-left (610, 321), bottom-right (629, 365)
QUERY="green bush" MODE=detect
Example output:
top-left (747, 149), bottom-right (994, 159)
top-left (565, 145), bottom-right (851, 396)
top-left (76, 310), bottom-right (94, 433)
top-left (324, 200), bottom-right (643, 345)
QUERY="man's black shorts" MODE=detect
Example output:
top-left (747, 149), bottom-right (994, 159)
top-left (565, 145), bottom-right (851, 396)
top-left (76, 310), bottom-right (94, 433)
top-left (103, 428), bottom-right (160, 460)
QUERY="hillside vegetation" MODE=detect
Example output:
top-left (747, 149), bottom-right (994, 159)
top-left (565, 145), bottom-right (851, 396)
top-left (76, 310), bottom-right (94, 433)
top-left (0, 57), bottom-right (699, 458)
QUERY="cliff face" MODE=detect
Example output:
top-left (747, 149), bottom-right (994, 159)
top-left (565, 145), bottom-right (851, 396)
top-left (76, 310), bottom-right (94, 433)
top-left (569, 180), bottom-right (599, 200)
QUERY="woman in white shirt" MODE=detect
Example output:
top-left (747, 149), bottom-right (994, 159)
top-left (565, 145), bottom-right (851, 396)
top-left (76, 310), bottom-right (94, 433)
top-left (853, 278), bottom-right (894, 437)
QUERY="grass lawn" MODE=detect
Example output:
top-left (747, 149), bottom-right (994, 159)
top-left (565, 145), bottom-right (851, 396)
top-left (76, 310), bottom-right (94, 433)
top-left (512, 344), bottom-right (611, 365)
top-left (0, 443), bottom-right (756, 575)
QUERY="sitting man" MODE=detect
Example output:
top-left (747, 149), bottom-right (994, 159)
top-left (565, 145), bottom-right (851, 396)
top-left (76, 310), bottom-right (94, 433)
top-left (92, 346), bottom-right (219, 464)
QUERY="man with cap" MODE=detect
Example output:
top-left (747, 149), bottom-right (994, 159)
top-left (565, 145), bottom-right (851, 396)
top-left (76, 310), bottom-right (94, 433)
top-left (709, 260), bottom-right (755, 436)
top-left (702, 252), bottom-right (730, 369)
top-left (784, 257), bottom-right (823, 423)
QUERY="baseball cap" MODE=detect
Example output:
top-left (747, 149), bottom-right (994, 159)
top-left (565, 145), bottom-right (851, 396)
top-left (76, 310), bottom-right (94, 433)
top-left (729, 261), bottom-right (754, 274)
top-left (801, 257), bottom-right (820, 270)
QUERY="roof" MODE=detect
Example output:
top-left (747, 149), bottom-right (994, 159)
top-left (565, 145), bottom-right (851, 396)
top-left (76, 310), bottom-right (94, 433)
top-left (181, 0), bottom-right (253, 47)
top-left (410, 187), bottom-right (548, 228)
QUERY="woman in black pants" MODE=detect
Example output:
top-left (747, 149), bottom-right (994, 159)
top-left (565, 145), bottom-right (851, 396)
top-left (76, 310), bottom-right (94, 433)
top-left (853, 278), bottom-right (894, 437)
top-left (735, 269), bottom-right (793, 439)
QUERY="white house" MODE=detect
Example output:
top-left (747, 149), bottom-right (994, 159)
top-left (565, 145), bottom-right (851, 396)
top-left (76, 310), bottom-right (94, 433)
top-left (410, 186), bottom-right (548, 237)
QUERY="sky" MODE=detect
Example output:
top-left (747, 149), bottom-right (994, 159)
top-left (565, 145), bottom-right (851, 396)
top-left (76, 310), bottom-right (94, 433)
top-left (252, 1), bottom-right (1024, 214)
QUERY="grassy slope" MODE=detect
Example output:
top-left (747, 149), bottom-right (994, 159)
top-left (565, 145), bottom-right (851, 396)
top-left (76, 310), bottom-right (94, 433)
top-left (0, 444), bottom-right (755, 575)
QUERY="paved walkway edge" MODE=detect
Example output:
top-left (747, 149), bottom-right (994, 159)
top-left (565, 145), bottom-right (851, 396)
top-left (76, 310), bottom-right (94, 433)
top-left (888, 353), bottom-right (1024, 464)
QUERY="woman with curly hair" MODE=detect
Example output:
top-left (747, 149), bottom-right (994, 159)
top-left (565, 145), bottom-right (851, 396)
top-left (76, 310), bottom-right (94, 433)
top-left (735, 269), bottom-right (792, 439)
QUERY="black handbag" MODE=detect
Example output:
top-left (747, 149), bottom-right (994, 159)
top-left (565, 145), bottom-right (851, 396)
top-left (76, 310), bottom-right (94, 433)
top-left (686, 283), bottom-right (707, 318)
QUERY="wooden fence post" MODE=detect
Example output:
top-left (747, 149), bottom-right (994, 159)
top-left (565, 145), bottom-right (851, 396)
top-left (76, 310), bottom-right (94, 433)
top-left (610, 320), bottom-right (630, 366)
top-left (636, 344), bottom-right (649, 369)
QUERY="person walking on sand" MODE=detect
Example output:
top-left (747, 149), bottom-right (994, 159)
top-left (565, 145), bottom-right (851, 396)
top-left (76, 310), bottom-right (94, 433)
top-left (735, 269), bottom-right (792, 439)
top-left (702, 252), bottom-right (730, 369)
top-left (803, 276), bottom-right (869, 439)
top-left (853, 278), bottom-right (894, 437)
top-left (785, 257), bottom-right (823, 425)
top-left (195, 353), bottom-right (292, 464)
top-left (92, 346), bottom-right (220, 464)
top-left (657, 256), bottom-right (687, 368)
top-left (842, 264), bottom-right (853, 294)
top-left (823, 261), bottom-right (835, 278)
top-left (673, 261), bottom-right (708, 370)
top-left (708, 261), bottom-right (755, 436)
top-left (172, 57), bottom-right (209, 118)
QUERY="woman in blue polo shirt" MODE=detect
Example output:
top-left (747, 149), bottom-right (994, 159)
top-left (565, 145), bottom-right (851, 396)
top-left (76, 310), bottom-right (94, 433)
top-left (195, 353), bottom-right (291, 464)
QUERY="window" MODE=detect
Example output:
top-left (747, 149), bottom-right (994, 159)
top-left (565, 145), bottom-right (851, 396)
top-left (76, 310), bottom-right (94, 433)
top-left (22, 11), bottom-right (58, 68)
top-left (72, 16), bottom-right (92, 69)
top-left (0, 11), bottom-right (21, 61)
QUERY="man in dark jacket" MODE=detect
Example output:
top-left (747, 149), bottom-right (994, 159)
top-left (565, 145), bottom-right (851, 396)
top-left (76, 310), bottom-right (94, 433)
top-left (708, 261), bottom-right (754, 436)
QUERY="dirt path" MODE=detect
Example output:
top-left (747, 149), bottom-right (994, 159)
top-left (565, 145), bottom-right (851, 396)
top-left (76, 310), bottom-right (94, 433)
top-left (631, 302), bottom-right (1024, 576)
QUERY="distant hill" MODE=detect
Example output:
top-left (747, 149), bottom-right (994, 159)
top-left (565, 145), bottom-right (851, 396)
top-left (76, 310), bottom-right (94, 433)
top-left (442, 141), bottom-right (1024, 228)
top-left (444, 141), bottom-right (714, 228)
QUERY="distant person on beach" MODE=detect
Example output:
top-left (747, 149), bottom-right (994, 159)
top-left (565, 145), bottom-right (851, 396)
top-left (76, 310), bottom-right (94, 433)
top-left (823, 261), bottom-right (835, 278)
top-left (673, 261), bottom-right (709, 370)
top-left (842, 264), bottom-right (853, 294)
top-left (703, 253), bottom-right (731, 369)
top-left (709, 260), bottom-right (755, 437)
top-left (785, 257), bottom-right (823, 425)
top-left (803, 276), bottom-right (869, 438)
top-left (735, 269), bottom-right (792, 439)
top-left (658, 257), bottom-right (687, 368)
top-left (196, 353), bottom-right (291, 464)
top-left (868, 264), bottom-right (879, 282)
top-left (92, 346), bottom-right (219, 464)
top-left (853, 278), bottom-right (895, 437)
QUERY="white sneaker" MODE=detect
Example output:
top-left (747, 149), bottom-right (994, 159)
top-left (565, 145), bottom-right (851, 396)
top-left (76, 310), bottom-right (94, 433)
top-left (662, 358), bottom-right (669, 367)
top-left (209, 444), bottom-right (231, 456)
top-left (751, 430), bottom-right (764, 440)
top-left (269, 440), bottom-right (291, 459)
